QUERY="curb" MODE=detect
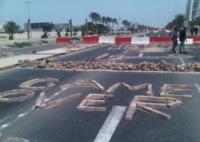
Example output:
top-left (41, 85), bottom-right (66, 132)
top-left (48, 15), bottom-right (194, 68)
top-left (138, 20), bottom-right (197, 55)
top-left (0, 44), bottom-right (100, 72)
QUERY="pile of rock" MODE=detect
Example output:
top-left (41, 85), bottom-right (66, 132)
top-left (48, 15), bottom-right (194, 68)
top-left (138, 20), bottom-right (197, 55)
top-left (19, 59), bottom-right (200, 72)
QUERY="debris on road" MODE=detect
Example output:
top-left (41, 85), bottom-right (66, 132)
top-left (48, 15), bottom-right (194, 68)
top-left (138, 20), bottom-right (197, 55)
top-left (160, 84), bottom-right (193, 100)
top-left (35, 92), bottom-right (82, 110)
top-left (61, 79), bottom-right (99, 90)
top-left (19, 60), bottom-right (200, 72)
top-left (126, 95), bottom-right (183, 121)
top-left (19, 78), bottom-right (59, 91)
top-left (0, 89), bottom-right (35, 103)
top-left (75, 81), bottom-right (192, 121)
top-left (77, 93), bottom-right (107, 112)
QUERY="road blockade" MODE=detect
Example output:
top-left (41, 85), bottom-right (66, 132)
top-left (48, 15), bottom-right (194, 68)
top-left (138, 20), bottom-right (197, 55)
top-left (56, 38), bottom-right (72, 45)
top-left (83, 36), bottom-right (99, 44)
top-left (115, 36), bottom-right (132, 46)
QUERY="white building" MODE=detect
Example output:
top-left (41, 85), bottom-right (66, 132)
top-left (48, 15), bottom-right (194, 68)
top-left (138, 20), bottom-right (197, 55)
top-left (24, 22), bottom-right (70, 32)
top-left (186, 0), bottom-right (200, 21)
top-left (54, 23), bottom-right (69, 31)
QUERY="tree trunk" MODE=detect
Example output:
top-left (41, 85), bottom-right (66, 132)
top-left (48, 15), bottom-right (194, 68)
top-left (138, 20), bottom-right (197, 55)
top-left (9, 34), bottom-right (14, 40)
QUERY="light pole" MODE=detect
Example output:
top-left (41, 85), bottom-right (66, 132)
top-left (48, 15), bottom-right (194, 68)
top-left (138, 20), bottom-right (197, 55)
top-left (85, 18), bottom-right (88, 35)
top-left (25, 1), bottom-right (31, 39)
top-left (69, 19), bottom-right (73, 37)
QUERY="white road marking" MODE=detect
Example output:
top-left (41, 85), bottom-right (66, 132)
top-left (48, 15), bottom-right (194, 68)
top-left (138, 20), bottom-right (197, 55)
top-left (1, 123), bottom-right (9, 129)
top-left (93, 106), bottom-right (127, 142)
top-left (96, 53), bottom-right (110, 60)
top-left (47, 90), bottom-right (63, 101)
top-left (123, 50), bottom-right (128, 54)
top-left (195, 84), bottom-right (200, 93)
top-left (17, 112), bottom-right (29, 118)
top-left (0, 116), bottom-right (11, 124)
top-left (107, 47), bottom-right (113, 51)
top-left (0, 109), bottom-right (33, 131)
top-left (138, 53), bottom-right (144, 57)
top-left (179, 57), bottom-right (186, 66)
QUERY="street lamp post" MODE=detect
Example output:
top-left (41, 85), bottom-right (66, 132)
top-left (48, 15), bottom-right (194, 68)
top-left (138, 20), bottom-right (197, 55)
top-left (25, 1), bottom-right (31, 39)
top-left (69, 19), bottom-right (73, 38)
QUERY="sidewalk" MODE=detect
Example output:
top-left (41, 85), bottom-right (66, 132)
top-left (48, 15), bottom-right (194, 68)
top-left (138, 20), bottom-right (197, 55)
top-left (0, 44), bottom-right (99, 70)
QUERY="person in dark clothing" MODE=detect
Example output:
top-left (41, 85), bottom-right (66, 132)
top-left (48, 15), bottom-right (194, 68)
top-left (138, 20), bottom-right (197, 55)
top-left (171, 27), bottom-right (178, 53)
top-left (179, 27), bottom-right (187, 54)
top-left (190, 27), bottom-right (194, 36)
top-left (195, 26), bottom-right (199, 36)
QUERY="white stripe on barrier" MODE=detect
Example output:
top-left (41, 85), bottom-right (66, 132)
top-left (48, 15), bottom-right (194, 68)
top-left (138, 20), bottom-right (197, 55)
top-left (92, 36), bottom-right (198, 45)
top-left (178, 38), bottom-right (194, 45)
top-left (132, 36), bottom-right (150, 45)
top-left (99, 36), bottom-right (115, 44)
top-left (93, 106), bottom-right (127, 142)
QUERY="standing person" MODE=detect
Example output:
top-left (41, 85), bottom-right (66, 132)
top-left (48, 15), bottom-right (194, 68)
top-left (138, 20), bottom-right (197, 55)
top-left (179, 27), bottom-right (187, 54)
top-left (190, 27), bottom-right (194, 36)
top-left (195, 26), bottom-right (199, 36)
top-left (171, 27), bottom-right (178, 53)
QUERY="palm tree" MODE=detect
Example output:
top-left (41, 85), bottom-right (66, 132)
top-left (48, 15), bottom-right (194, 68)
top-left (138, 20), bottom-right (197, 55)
top-left (165, 14), bottom-right (185, 29)
top-left (3, 21), bottom-right (20, 40)
top-left (89, 12), bottom-right (101, 24)
top-left (89, 12), bottom-right (101, 33)
top-left (122, 20), bottom-right (131, 30)
top-left (112, 18), bottom-right (118, 32)
top-left (102, 16), bottom-right (107, 26)
top-left (105, 17), bottom-right (112, 31)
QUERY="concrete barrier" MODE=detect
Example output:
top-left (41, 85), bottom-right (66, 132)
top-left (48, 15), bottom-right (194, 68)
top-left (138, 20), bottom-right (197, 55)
top-left (149, 37), bottom-right (172, 45)
top-left (183, 38), bottom-right (194, 45)
top-left (83, 36), bottom-right (99, 44)
top-left (132, 37), bottom-right (150, 45)
top-left (99, 36), bottom-right (115, 44)
top-left (115, 36), bottom-right (132, 46)
top-left (56, 38), bottom-right (72, 45)
top-left (190, 36), bottom-right (200, 44)
top-left (79, 36), bottom-right (198, 46)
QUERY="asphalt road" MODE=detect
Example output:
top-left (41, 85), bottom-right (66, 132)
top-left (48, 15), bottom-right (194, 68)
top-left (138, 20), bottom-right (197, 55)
top-left (0, 68), bottom-right (200, 142)
top-left (0, 45), bottom-right (200, 142)
top-left (54, 45), bottom-right (199, 65)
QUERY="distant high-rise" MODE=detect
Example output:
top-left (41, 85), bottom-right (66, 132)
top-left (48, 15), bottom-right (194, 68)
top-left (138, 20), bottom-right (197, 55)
top-left (186, 0), bottom-right (200, 21)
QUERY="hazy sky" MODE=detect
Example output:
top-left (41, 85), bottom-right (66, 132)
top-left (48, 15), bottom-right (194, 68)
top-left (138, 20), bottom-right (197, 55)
top-left (0, 0), bottom-right (187, 27)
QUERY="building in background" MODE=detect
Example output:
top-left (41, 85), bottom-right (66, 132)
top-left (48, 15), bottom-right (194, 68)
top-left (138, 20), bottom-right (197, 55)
top-left (54, 23), bottom-right (69, 31)
top-left (186, 0), bottom-right (200, 21)
top-left (24, 22), bottom-right (69, 31)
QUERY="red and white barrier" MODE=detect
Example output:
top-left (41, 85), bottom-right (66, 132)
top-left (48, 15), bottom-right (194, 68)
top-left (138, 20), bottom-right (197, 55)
top-left (115, 36), bottom-right (132, 46)
top-left (56, 38), bottom-right (72, 45)
top-left (190, 36), bottom-right (200, 44)
top-left (149, 37), bottom-right (172, 45)
top-left (99, 36), bottom-right (115, 44)
top-left (56, 36), bottom-right (200, 46)
top-left (83, 36), bottom-right (99, 44)
top-left (132, 37), bottom-right (150, 45)
top-left (182, 38), bottom-right (193, 45)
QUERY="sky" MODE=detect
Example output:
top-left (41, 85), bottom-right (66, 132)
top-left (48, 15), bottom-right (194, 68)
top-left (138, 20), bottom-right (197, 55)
top-left (0, 0), bottom-right (187, 28)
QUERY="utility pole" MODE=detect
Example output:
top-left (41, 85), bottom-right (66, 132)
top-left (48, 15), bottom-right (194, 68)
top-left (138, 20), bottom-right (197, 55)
top-left (69, 19), bottom-right (73, 37)
top-left (85, 18), bottom-right (88, 35)
top-left (25, 1), bottom-right (31, 39)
